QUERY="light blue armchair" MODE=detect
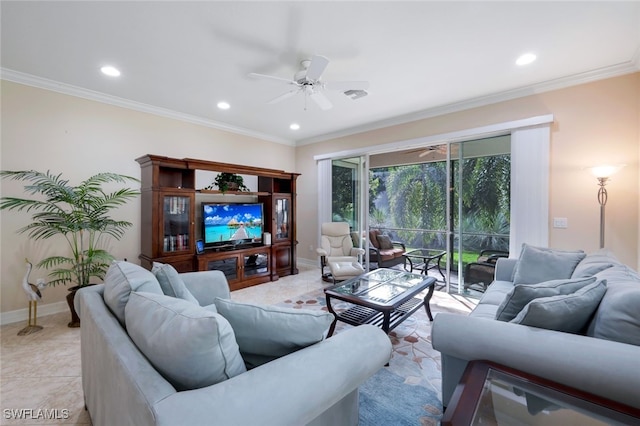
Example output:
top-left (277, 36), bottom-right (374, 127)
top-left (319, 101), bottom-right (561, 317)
top-left (76, 264), bottom-right (392, 426)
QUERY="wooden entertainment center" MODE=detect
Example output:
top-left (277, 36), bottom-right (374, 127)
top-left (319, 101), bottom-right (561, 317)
top-left (136, 154), bottom-right (299, 290)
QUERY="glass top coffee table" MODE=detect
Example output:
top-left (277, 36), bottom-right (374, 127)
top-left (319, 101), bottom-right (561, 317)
top-left (442, 361), bottom-right (640, 425)
top-left (324, 268), bottom-right (436, 337)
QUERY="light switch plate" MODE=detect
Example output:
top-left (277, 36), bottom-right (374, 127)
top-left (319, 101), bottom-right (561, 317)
top-left (553, 217), bottom-right (568, 228)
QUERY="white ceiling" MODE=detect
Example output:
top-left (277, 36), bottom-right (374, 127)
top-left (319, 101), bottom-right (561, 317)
top-left (2, 1), bottom-right (639, 146)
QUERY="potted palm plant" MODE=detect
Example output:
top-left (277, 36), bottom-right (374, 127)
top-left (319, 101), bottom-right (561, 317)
top-left (0, 170), bottom-right (140, 327)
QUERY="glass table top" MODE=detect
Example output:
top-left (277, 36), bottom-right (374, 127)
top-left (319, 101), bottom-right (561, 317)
top-left (329, 269), bottom-right (427, 303)
top-left (471, 369), bottom-right (636, 425)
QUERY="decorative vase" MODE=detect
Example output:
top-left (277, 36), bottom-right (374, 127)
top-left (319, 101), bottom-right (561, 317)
top-left (66, 286), bottom-right (81, 328)
top-left (66, 284), bottom-right (97, 328)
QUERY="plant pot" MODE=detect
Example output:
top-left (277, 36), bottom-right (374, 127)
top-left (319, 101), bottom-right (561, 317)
top-left (66, 284), bottom-right (96, 328)
top-left (225, 182), bottom-right (240, 191)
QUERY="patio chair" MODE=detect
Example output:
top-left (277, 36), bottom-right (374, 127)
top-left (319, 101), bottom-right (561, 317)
top-left (316, 222), bottom-right (365, 282)
top-left (368, 229), bottom-right (407, 270)
top-left (463, 249), bottom-right (509, 292)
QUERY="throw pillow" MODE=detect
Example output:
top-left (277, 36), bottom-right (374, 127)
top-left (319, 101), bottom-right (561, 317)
top-left (571, 263), bottom-right (614, 278)
top-left (376, 234), bottom-right (394, 250)
top-left (152, 262), bottom-right (200, 305)
top-left (586, 266), bottom-right (640, 346)
top-left (509, 279), bottom-right (607, 333)
top-left (512, 244), bottom-right (586, 285)
top-left (103, 260), bottom-right (163, 326)
top-left (214, 297), bottom-right (333, 368)
top-left (571, 249), bottom-right (618, 278)
top-left (495, 276), bottom-right (596, 322)
top-left (125, 292), bottom-right (246, 391)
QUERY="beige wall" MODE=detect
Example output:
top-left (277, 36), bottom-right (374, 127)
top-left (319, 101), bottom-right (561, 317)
top-left (295, 72), bottom-right (640, 269)
top-left (2, 73), bottom-right (639, 316)
top-left (0, 81), bottom-right (296, 314)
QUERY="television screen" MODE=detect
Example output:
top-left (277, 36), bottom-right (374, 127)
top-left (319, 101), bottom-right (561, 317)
top-left (202, 203), bottom-right (264, 247)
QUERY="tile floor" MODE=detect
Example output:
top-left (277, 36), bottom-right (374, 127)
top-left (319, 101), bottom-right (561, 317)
top-left (0, 263), bottom-right (475, 425)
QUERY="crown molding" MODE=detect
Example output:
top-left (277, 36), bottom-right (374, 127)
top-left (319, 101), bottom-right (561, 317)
top-left (3, 58), bottom-right (638, 149)
top-left (0, 68), bottom-right (295, 147)
top-left (297, 59), bottom-right (640, 146)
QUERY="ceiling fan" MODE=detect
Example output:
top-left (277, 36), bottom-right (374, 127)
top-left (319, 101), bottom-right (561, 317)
top-left (405, 145), bottom-right (450, 158)
top-left (248, 55), bottom-right (369, 111)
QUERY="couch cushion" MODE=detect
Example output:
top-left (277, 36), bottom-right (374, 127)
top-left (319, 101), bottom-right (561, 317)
top-left (512, 244), bottom-right (585, 285)
top-left (214, 297), bottom-right (333, 368)
top-left (476, 281), bottom-right (515, 307)
top-left (587, 265), bottom-right (640, 346)
top-left (510, 279), bottom-right (606, 333)
top-left (103, 261), bottom-right (163, 326)
top-left (469, 303), bottom-right (501, 319)
top-left (125, 292), bottom-right (246, 391)
top-left (376, 234), bottom-right (394, 250)
top-left (495, 276), bottom-right (596, 322)
top-left (369, 230), bottom-right (381, 249)
top-left (152, 262), bottom-right (200, 306)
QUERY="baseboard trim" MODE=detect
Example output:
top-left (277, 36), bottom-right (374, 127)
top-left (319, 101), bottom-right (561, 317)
top-left (297, 257), bottom-right (319, 268)
top-left (0, 301), bottom-right (68, 326)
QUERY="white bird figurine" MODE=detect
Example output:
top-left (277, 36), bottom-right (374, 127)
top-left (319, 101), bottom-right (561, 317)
top-left (18, 258), bottom-right (46, 335)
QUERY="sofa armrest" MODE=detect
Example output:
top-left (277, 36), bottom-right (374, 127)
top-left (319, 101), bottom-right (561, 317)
top-left (180, 270), bottom-right (231, 305)
top-left (153, 325), bottom-right (392, 426)
top-left (392, 241), bottom-right (406, 250)
top-left (494, 258), bottom-right (517, 281)
top-left (432, 313), bottom-right (640, 410)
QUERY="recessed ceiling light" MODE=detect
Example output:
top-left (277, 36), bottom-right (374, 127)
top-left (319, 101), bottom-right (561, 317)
top-left (289, 123), bottom-right (300, 130)
top-left (217, 101), bottom-right (230, 110)
top-left (100, 65), bottom-right (121, 77)
top-left (516, 53), bottom-right (537, 66)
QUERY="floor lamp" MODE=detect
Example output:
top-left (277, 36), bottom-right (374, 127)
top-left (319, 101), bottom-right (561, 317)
top-left (588, 165), bottom-right (624, 248)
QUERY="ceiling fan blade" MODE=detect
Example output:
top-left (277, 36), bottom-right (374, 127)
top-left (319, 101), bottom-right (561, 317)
top-left (324, 80), bottom-right (370, 91)
top-left (248, 72), bottom-right (297, 85)
top-left (268, 89), bottom-right (299, 105)
top-left (305, 55), bottom-right (329, 81)
top-left (309, 91), bottom-right (333, 110)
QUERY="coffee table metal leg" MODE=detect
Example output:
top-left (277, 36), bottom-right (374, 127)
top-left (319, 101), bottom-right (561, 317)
top-left (325, 294), bottom-right (339, 337)
top-left (382, 310), bottom-right (391, 333)
top-left (423, 284), bottom-right (435, 321)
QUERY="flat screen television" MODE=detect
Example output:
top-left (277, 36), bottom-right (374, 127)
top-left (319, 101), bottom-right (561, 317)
top-left (202, 202), bottom-right (264, 248)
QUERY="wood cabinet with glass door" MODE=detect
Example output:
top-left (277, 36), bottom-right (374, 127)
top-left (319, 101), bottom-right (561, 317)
top-left (259, 175), bottom-right (298, 279)
top-left (137, 155), bottom-right (196, 272)
top-left (137, 154), bottom-right (299, 288)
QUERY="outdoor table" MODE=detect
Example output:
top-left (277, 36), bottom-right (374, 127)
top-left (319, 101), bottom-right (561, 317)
top-left (404, 248), bottom-right (446, 282)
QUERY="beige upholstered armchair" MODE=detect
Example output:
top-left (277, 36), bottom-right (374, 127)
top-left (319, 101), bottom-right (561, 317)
top-left (316, 222), bottom-right (366, 282)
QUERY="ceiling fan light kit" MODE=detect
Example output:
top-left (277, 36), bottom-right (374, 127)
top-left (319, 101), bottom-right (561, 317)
top-left (249, 54), bottom-right (370, 111)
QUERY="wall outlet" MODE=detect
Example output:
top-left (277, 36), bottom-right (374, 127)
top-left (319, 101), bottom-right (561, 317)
top-left (553, 217), bottom-right (568, 228)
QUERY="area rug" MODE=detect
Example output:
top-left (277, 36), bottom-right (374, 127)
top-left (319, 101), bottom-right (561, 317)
top-left (277, 288), bottom-right (473, 425)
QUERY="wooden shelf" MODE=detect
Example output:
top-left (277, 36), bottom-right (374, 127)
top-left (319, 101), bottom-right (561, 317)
top-left (196, 189), bottom-right (270, 196)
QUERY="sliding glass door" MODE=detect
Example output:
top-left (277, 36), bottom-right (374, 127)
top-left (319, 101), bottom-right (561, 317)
top-left (450, 136), bottom-right (511, 294)
top-left (331, 156), bottom-right (368, 258)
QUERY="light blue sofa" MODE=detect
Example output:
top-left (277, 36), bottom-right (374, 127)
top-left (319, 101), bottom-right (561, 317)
top-left (75, 262), bottom-right (392, 426)
top-left (432, 248), bottom-right (640, 411)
